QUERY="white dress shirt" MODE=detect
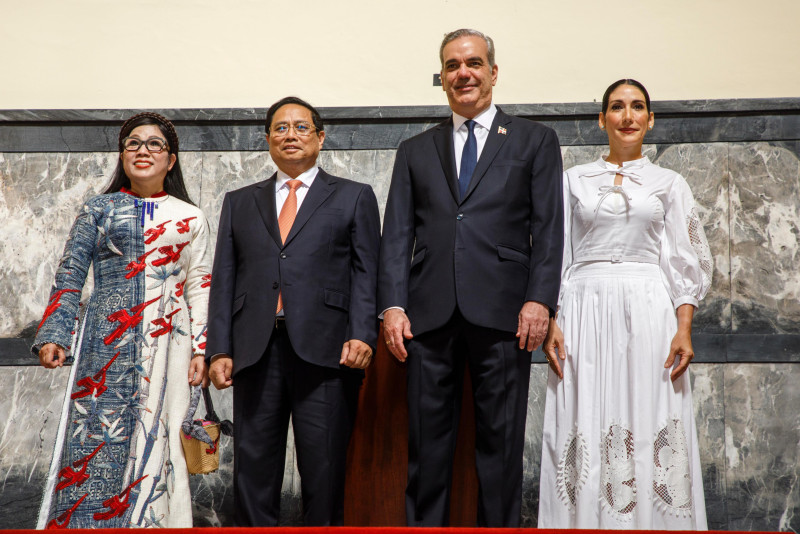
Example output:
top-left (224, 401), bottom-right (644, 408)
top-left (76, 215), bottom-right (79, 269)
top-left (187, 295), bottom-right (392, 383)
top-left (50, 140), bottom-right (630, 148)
top-left (275, 165), bottom-right (319, 213)
top-left (452, 104), bottom-right (497, 176)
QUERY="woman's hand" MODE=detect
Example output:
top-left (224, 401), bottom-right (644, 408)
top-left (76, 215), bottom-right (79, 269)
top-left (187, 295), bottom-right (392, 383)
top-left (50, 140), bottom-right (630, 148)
top-left (189, 354), bottom-right (209, 387)
top-left (542, 317), bottom-right (566, 379)
top-left (665, 304), bottom-right (695, 382)
top-left (39, 343), bottom-right (66, 369)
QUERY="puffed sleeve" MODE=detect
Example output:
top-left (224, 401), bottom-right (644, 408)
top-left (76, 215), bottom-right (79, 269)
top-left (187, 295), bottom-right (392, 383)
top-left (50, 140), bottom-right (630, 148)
top-left (556, 170), bottom-right (575, 311)
top-left (32, 201), bottom-right (99, 356)
top-left (183, 210), bottom-right (213, 356)
top-left (660, 175), bottom-right (713, 309)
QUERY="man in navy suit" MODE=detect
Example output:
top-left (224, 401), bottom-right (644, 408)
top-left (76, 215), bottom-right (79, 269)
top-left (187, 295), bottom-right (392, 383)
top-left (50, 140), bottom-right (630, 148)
top-left (207, 96), bottom-right (380, 526)
top-left (379, 29), bottom-right (564, 527)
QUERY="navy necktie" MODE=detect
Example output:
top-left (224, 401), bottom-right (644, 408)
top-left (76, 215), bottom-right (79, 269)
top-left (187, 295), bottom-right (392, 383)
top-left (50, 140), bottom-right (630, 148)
top-left (459, 120), bottom-right (477, 198)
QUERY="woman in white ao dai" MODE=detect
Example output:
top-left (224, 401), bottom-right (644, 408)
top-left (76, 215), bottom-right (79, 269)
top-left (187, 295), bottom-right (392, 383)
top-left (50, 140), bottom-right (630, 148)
top-left (538, 80), bottom-right (713, 530)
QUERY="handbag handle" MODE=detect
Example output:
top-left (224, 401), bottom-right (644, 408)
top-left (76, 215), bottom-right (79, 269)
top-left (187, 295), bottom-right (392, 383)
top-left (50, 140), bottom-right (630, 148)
top-left (200, 387), bottom-right (233, 437)
top-left (202, 386), bottom-right (220, 423)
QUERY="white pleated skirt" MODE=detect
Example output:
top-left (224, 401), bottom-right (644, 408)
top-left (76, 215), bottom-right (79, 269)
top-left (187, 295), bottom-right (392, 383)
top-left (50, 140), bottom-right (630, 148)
top-left (538, 262), bottom-right (707, 530)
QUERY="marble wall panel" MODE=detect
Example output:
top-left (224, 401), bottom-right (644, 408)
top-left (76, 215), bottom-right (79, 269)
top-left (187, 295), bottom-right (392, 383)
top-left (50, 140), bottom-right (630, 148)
top-left (0, 361), bottom-right (791, 530)
top-left (729, 142), bottom-right (800, 334)
top-left (653, 144), bottom-right (732, 334)
top-left (1, 139), bottom-right (798, 530)
top-left (0, 153), bottom-right (113, 338)
top-left (723, 364), bottom-right (800, 532)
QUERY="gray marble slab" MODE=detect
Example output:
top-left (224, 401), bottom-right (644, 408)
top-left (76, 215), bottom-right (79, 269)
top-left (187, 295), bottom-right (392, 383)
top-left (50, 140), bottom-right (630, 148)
top-left (723, 364), bottom-right (800, 532)
top-left (0, 361), bottom-right (793, 530)
top-left (729, 142), bottom-right (800, 334)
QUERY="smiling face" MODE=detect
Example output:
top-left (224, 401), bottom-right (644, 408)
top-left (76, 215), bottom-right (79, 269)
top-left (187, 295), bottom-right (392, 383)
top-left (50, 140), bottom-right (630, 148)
top-left (266, 103), bottom-right (325, 177)
top-left (441, 35), bottom-right (498, 118)
top-left (599, 84), bottom-right (654, 159)
top-left (120, 124), bottom-right (176, 196)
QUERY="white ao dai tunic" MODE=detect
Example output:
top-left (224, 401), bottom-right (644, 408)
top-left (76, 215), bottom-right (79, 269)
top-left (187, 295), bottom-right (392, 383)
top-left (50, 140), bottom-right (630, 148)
top-left (538, 156), bottom-right (712, 529)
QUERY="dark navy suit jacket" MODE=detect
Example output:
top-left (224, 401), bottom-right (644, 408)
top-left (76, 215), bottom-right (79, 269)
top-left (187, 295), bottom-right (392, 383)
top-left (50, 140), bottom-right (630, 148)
top-left (207, 169), bottom-right (380, 375)
top-left (378, 108), bottom-right (564, 334)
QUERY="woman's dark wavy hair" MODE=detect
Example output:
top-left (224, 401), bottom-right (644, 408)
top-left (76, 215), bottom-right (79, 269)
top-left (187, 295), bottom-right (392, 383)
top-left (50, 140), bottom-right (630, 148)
top-left (601, 78), bottom-right (651, 113)
top-left (102, 112), bottom-right (195, 205)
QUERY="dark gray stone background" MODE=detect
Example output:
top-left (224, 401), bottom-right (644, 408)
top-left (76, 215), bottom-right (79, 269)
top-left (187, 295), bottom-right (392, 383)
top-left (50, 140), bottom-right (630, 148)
top-left (1, 99), bottom-right (798, 530)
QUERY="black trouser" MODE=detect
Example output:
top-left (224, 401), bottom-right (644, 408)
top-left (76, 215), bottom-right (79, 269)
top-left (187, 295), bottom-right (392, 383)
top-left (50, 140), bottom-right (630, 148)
top-left (232, 325), bottom-right (361, 526)
top-left (405, 310), bottom-right (531, 527)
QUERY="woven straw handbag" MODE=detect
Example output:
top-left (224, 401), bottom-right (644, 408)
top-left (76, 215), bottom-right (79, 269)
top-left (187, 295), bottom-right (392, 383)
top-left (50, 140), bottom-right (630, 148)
top-left (181, 386), bottom-right (232, 475)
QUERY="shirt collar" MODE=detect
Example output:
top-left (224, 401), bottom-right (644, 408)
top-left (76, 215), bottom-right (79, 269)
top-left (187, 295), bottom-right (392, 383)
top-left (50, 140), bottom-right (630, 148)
top-left (276, 165), bottom-right (319, 189)
top-left (598, 155), bottom-right (650, 171)
top-left (453, 104), bottom-right (497, 133)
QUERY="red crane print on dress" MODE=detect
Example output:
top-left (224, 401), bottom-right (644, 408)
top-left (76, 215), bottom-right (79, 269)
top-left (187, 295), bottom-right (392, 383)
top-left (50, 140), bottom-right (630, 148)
top-left (152, 242), bottom-right (189, 267)
top-left (46, 493), bottom-right (88, 529)
top-left (55, 443), bottom-right (106, 491)
top-left (150, 309), bottom-right (181, 338)
top-left (103, 297), bottom-right (160, 346)
top-left (124, 248), bottom-right (157, 279)
top-left (71, 351), bottom-right (120, 399)
top-left (176, 217), bottom-right (197, 234)
top-left (93, 475), bottom-right (148, 521)
top-left (37, 289), bottom-right (81, 332)
top-left (143, 220), bottom-right (172, 245)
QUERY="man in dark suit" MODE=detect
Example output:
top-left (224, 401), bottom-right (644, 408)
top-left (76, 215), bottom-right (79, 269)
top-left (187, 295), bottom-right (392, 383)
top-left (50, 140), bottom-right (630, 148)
top-left (379, 29), bottom-right (564, 527)
top-left (207, 96), bottom-right (380, 526)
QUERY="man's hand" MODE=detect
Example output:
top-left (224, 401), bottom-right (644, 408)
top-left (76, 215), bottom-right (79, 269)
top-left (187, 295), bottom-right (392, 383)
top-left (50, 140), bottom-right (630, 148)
top-left (542, 317), bottom-right (565, 379)
top-left (383, 308), bottom-right (413, 362)
top-left (38, 343), bottom-right (66, 369)
top-left (209, 355), bottom-right (234, 389)
top-left (189, 354), bottom-right (209, 387)
top-left (340, 339), bottom-right (373, 369)
top-left (516, 301), bottom-right (549, 352)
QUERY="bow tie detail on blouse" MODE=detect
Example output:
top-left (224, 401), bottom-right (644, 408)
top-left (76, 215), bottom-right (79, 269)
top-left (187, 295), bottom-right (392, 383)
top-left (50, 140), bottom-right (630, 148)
top-left (582, 162), bottom-right (646, 213)
top-left (595, 185), bottom-right (632, 213)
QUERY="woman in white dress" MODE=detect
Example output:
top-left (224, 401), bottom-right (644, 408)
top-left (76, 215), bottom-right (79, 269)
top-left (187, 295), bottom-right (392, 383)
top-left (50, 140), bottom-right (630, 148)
top-left (538, 80), bottom-right (713, 529)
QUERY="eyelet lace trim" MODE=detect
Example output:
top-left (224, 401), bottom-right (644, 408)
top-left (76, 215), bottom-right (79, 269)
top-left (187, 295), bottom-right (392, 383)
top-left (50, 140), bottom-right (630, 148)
top-left (653, 418), bottom-right (693, 517)
top-left (600, 423), bottom-right (637, 519)
top-left (686, 206), bottom-right (713, 291)
top-left (557, 428), bottom-right (589, 509)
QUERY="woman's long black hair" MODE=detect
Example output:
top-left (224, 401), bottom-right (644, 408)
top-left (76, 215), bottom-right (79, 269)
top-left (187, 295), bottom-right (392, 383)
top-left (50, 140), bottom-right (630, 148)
top-left (102, 112), bottom-right (195, 206)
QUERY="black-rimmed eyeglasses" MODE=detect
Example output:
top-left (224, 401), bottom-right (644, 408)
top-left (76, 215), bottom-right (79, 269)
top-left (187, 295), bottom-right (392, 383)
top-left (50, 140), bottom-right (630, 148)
top-left (122, 136), bottom-right (170, 153)
top-left (269, 122), bottom-right (317, 138)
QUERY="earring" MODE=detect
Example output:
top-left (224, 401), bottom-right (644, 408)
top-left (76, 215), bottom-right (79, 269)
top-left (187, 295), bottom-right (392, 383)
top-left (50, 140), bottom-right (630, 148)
top-left (600, 125), bottom-right (605, 130)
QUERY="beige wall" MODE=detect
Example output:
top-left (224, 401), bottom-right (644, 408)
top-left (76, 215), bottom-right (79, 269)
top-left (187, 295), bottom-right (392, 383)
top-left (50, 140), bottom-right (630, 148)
top-left (2, 0), bottom-right (799, 109)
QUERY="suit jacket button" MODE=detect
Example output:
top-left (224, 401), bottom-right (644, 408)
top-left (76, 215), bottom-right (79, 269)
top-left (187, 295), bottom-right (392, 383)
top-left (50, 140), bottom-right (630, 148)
top-left (272, 282), bottom-right (279, 289)
top-left (456, 213), bottom-right (464, 220)
top-left (280, 253), bottom-right (287, 259)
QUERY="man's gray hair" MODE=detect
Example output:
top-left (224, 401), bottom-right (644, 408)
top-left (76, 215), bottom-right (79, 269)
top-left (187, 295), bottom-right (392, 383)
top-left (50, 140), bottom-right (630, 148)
top-left (439, 28), bottom-right (495, 68)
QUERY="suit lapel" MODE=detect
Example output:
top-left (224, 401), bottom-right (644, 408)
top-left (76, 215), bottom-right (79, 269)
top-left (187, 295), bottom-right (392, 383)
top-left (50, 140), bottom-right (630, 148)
top-left (254, 174), bottom-right (282, 247)
top-left (461, 109), bottom-right (512, 203)
top-left (432, 118), bottom-right (460, 203)
top-left (283, 168), bottom-right (335, 247)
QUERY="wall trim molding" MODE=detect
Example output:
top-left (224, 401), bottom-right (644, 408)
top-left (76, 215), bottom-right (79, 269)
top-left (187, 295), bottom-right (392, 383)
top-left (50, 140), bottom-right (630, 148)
top-left (6, 334), bottom-right (800, 366)
top-left (2, 98), bottom-right (799, 152)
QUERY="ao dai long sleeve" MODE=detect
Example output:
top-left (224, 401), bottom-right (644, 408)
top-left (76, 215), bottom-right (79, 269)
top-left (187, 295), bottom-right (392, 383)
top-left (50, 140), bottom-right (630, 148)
top-left (559, 156), bottom-right (712, 309)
